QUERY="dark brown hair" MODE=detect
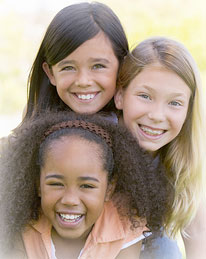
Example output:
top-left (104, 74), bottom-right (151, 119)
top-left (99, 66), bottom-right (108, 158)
top-left (0, 111), bottom-right (173, 253)
top-left (24, 2), bottom-right (129, 120)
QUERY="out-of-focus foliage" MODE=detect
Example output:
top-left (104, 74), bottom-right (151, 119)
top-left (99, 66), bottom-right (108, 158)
top-left (105, 0), bottom-right (206, 86)
top-left (0, 0), bottom-right (206, 115)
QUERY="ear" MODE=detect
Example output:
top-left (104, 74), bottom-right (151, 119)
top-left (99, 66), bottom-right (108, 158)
top-left (114, 89), bottom-right (124, 110)
top-left (42, 62), bottom-right (56, 86)
top-left (105, 179), bottom-right (116, 202)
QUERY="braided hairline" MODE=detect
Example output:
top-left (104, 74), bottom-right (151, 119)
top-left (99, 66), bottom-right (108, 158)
top-left (42, 120), bottom-right (112, 148)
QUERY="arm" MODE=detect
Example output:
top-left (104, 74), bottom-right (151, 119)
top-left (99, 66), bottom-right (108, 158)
top-left (115, 241), bottom-right (142, 259)
top-left (182, 200), bottom-right (206, 259)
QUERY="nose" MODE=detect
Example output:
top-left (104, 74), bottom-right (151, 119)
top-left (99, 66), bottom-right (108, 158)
top-left (75, 70), bottom-right (92, 88)
top-left (148, 103), bottom-right (165, 122)
top-left (61, 187), bottom-right (80, 206)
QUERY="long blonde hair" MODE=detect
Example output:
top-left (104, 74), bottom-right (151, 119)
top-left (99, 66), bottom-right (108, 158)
top-left (117, 36), bottom-right (206, 237)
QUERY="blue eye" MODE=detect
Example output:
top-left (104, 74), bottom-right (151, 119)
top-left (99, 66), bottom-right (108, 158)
top-left (139, 94), bottom-right (150, 100)
top-left (169, 101), bottom-right (182, 106)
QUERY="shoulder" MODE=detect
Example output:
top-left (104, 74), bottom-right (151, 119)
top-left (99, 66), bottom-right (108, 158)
top-left (94, 201), bottom-right (148, 244)
top-left (21, 217), bottom-right (52, 258)
top-left (2, 233), bottom-right (28, 259)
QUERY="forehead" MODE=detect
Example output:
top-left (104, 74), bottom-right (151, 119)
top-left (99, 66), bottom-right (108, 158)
top-left (41, 135), bottom-right (108, 181)
top-left (131, 64), bottom-right (191, 97)
top-left (46, 135), bottom-right (102, 160)
top-left (65, 31), bottom-right (117, 59)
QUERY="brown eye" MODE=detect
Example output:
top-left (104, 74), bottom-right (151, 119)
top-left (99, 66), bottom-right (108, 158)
top-left (92, 64), bottom-right (105, 69)
top-left (62, 66), bottom-right (75, 71)
top-left (47, 182), bottom-right (64, 186)
top-left (81, 184), bottom-right (95, 189)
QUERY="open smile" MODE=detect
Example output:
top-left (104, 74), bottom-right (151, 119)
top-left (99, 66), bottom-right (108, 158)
top-left (139, 124), bottom-right (167, 138)
top-left (73, 92), bottom-right (99, 101)
top-left (57, 212), bottom-right (84, 228)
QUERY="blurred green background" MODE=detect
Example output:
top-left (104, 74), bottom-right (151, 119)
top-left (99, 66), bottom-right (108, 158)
top-left (0, 0), bottom-right (205, 136)
top-left (1, 0), bottom-right (205, 256)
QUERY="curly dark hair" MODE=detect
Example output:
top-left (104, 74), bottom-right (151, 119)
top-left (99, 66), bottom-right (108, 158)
top-left (0, 111), bottom-right (174, 253)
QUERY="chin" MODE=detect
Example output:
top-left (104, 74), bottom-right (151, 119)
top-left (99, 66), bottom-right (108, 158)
top-left (142, 144), bottom-right (161, 153)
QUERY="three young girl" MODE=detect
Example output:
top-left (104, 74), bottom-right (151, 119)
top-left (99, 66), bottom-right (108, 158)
top-left (0, 111), bottom-right (172, 258)
top-left (7, 1), bottom-right (206, 258)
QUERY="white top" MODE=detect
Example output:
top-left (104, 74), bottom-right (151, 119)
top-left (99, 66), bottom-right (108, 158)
top-left (51, 233), bottom-right (147, 259)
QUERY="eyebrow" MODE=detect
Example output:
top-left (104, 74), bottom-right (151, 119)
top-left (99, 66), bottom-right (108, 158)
top-left (142, 85), bottom-right (189, 98)
top-left (57, 58), bottom-right (110, 68)
top-left (45, 174), bottom-right (64, 180)
top-left (78, 176), bottom-right (100, 182)
top-left (142, 85), bottom-right (157, 93)
top-left (88, 58), bottom-right (110, 64)
top-left (57, 60), bottom-right (75, 67)
top-left (45, 175), bottom-right (99, 182)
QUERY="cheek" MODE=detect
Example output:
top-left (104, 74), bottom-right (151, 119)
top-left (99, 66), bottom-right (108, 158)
top-left (86, 188), bottom-right (107, 216)
top-left (104, 67), bottom-right (118, 84)
top-left (40, 190), bottom-right (50, 206)
top-left (123, 100), bottom-right (143, 122)
top-left (108, 78), bottom-right (117, 91)
top-left (40, 188), bottom-right (60, 210)
top-left (56, 75), bottom-right (73, 90)
top-left (171, 112), bottom-right (188, 135)
top-left (40, 196), bottom-right (51, 215)
top-left (100, 75), bottom-right (116, 92)
top-left (109, 71), bottom-right (118, 83)
top-left (86, 198), bottom-right (105, 222)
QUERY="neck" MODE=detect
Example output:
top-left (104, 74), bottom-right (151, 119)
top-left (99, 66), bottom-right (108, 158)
top-left (51, 228), bottom-right (87, 259)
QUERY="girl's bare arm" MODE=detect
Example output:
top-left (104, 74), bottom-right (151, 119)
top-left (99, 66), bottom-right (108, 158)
top-left (182, 199), bottom-right (206, 259)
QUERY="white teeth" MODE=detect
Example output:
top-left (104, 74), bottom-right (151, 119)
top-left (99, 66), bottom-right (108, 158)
top-left (60, 213), bottom-right (82, 221)
top-left (140, 126), bottom-right (164, 136)
top-left (77, 94), bottom-right (95, 100)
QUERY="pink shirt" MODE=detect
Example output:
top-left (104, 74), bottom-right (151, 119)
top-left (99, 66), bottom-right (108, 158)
top-left (22, 201), bottom-right (147, 259)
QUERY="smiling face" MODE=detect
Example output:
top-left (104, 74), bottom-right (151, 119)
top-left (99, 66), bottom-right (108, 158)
top-left (115, 64), bottom-right (191, 152)
top-left (39, 136), bottom-right (109, 241)
top-left (43, 32), bottom-right (119, 114)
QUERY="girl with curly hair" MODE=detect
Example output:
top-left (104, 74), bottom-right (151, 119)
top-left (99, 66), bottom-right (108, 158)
top-left (0, 111), bottom-right (173, 259)
top-left (115, 36), bottom-right (206, 259)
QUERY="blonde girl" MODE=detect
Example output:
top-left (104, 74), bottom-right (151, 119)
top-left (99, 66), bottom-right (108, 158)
top-left (115, 36), bottom-right (206, 259)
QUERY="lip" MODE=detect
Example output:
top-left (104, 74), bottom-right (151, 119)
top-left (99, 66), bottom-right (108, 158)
top-left (56, 212), bottom-right (84, 229)
top-left (73, 91), bottom-right (99, 95)
top-left (138, 124), bottom-right (166, 140)
top-left (57, 210), bottom-right (83, 215)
